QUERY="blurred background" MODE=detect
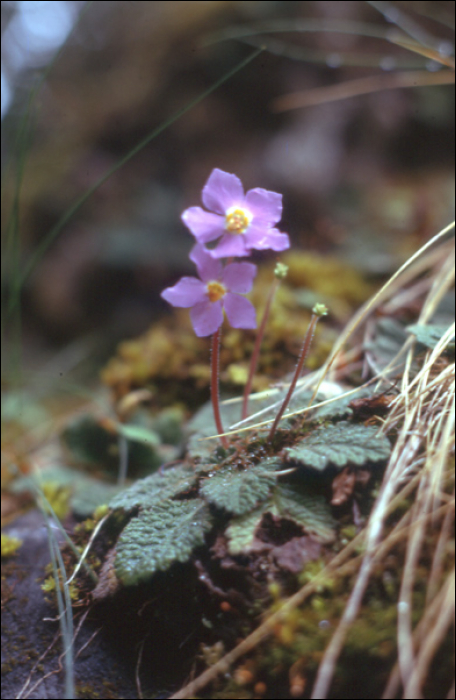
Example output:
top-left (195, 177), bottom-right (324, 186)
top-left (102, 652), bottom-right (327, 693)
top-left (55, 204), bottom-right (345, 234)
top-left (2, 0), bottom-right (455, 385)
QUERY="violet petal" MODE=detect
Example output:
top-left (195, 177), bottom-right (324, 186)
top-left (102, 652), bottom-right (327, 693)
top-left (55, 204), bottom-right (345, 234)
top-left (245, 188), bottom-right (282, 224)
top-left (161, 277), bottom-right (207, 308)
top-left (244, 222), bottom-right (290, 252)
top-left (260, 228), bottom-right (290, 251)
top-left (222, 262), bottom-right (257, 294)
top-left (202, 168), bottom-right (244, 214)
top-left (224, 294), bottom-right (257, 330)
top-left (209, 232), bottom-right (251, 259)
top-left (181, 207), bottom-right (225, 243)
top-left (190, 299), bottom-right (223, 337)
top-left (189, 243), bottom-right (223, 282)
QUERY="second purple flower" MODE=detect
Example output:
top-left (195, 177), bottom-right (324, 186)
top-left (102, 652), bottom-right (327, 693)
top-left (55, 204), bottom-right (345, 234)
top-left (161, 244), bottom-right (257, 337)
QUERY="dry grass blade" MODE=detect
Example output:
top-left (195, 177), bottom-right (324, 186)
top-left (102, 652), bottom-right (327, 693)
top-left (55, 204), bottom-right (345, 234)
top-left (389, 38), bottom-right (456, 69)
top-left (272, 69), bottom-right (454, 112)
top-left (172, 224), bottom-right (455, 700)
top-left (311, 243), bottom-right (455, 698)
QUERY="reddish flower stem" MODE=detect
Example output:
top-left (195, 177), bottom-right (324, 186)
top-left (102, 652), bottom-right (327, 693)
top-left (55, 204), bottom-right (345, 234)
top-left (242, 278), bottom-right (279, 420)
top-left (268, 312), bottom-right (321, 442)
top-left (211, 328), bottom-right (229, 448)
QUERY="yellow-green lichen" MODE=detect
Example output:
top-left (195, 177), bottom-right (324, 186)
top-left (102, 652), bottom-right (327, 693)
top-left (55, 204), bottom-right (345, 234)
top-left (1, 533), bottom-right (22, 558)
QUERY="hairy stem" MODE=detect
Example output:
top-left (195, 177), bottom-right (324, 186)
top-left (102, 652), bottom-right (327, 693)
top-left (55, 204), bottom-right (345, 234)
top-left (242, 278), bottom-right (279, 420)
top-left (211, 328), bottom-right (229, 448)
top-left (268, 311), bottom-right (322, 442)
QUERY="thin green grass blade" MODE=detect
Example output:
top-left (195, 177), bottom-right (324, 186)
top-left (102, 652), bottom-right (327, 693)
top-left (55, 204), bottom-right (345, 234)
top-left (6, 45), bottom-right (263, 319)
top-left (45, 520), bottom-right (75, 699)
top-left (2, 1), bottom-right (95, 383)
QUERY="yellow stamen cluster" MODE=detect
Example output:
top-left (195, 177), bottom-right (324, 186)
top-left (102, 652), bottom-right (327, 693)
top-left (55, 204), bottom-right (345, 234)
top-left (206, 281), bottom-right (227, 302)
top-left (225, 207), bottom-right (251, 234)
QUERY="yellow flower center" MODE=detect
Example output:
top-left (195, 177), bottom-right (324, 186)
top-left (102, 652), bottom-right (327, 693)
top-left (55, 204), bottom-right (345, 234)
top-left (206, 281), bottom-right (227, 302)
top-left (225, 207), bottom-right (251, 235)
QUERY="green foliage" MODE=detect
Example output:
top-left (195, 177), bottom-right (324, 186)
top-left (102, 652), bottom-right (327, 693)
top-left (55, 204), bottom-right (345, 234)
top-left (285, 421), bottom-right (391, 471)
top-left (70, 481), bottom-right (122, 519)
top-left (110, 457), bottom-right (283, 582)
top-left (109, 464), bottom-right (199, 511)
top-left (11, 464), bottom-right (122, 518)
top-left (226, 508), bottom-right (265, 554)
top-left (269, 484), bottom-right (336, 542)
top-left (116, 422), bottom-right (160, 447)
top-left (62, 415), bottom-right (118, 464)
top-left (186, 389), bottom-right (328, 460)
top-left (1, 391), bottom-right (48, 429)
top-left (151, 406), bottom-right (185, 444)
top-left (114, 499), bottom-right (212, 585)
top-left (407, 323), bottom-right (455, 353)
top-left (365, 317), bottom-right (409, 377)
top-left (186, 398), bottom-right (273, 460)
top-left (200, 460), bottom-right (279, 515)
top-left (106, 407), bottom-right (385, 586)
top-left (61, 414), bottom-right (164, 476)
top-left (310, 386), bottom-right (374, 419)
top-left (226, 483), bottom-right (336, 554)
top-left (364, 318), bottom-right (454, 382)
top-left (108, 448), bottom-right (338, 583)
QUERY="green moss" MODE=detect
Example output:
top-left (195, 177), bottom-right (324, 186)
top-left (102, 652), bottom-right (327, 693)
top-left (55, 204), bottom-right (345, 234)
top-left (217, 559), bottom-right (408, 700)
top-left (41, 573), bottom-right (79, 601)
top-left (100, 253), bottom-right (370, 403)
top-left (345, 602), bottom-right (397, 655)
top-left (1, 533), bottom-right (22, 558)
top-left (41, 482), bottom-right (71, 520)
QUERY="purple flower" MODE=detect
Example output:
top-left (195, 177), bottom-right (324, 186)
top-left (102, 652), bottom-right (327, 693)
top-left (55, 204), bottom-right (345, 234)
top-left (161, 244), bottom-right (257, 337)
top-left (181, 168), bottom-right (290, 258)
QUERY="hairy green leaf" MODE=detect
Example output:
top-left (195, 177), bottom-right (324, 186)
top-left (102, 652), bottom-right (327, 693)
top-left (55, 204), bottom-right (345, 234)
top-left (200, 462), bottom-right (278, 515)
top-left (311, 385), bottom-right (374, 420)
top-left (115, 499), bottom-right (212, 584)
top-left (226, 508), bottom-right (265, 554)
top-left (226, 482), bottom-right (336, 553)
top-left (109, 463), bottom-right (198, 512)
top-left (286, 421), bottom-right (390, 471)
top-left (186, 400), bottom-right (246, 462)
top-left (70, 480), bottom-right (122, 518)
top-left (187, 395), bottom-right (280, 460)
top-left (269, 484), bottom-right (336, 542)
